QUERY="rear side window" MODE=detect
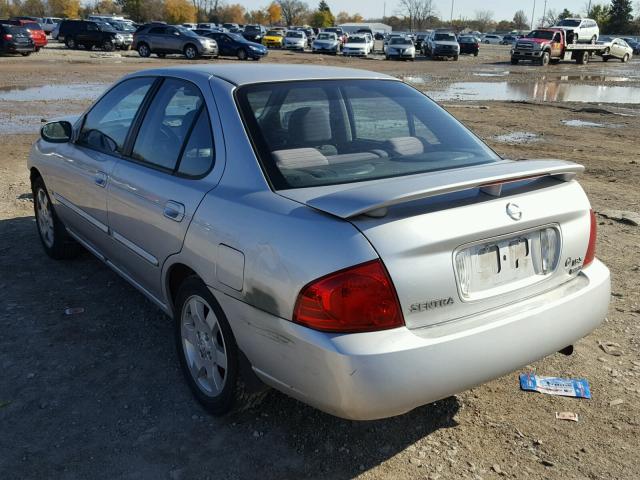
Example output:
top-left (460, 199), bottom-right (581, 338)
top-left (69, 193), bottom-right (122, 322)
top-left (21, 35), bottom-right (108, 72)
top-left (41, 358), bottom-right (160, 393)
top-left (236, 79), bottom-right (499, 189)
top-left (149, 27), bottom-right (166, 34)
top-left (177, 109), bottom-right (214, 177)
top-left (78, 77), bottom-right (154, 154)
top-left (132, 78), bottom-right (203, 171)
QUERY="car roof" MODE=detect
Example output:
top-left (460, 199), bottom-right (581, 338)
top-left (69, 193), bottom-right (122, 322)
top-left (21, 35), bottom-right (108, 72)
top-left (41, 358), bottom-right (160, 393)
top-left (129, 65), bottom-right (395, 86)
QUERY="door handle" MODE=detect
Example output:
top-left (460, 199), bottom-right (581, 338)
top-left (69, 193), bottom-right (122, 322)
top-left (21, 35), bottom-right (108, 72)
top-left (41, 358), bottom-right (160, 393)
top-left (95, 171), bottom-right (107, 188)
top-left (163, 201), bottom-right (185, 222)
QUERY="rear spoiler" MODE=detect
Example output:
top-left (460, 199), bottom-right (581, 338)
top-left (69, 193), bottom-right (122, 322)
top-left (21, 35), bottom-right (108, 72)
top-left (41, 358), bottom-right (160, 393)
top-left (292, 160), bottom-right (584, 219)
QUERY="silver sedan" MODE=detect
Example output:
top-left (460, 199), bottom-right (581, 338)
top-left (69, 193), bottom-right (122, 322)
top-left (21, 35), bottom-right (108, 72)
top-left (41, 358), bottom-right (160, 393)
top-left (29, 65), bottom-right (610, 420)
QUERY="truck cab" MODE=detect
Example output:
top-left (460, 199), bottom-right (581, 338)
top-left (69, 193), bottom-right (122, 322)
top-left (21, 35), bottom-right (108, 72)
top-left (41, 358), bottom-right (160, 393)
top-left (511, 28), bottom-right (607, 66)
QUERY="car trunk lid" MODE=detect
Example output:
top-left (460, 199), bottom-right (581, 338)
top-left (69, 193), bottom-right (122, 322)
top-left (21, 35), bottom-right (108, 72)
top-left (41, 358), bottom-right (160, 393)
top-left (278, 160), bottom-right (592, 329)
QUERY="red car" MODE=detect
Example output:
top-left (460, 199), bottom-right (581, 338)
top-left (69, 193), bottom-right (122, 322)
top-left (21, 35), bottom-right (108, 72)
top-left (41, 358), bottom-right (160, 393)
top-left (7, 19), bottom-right (47, 50)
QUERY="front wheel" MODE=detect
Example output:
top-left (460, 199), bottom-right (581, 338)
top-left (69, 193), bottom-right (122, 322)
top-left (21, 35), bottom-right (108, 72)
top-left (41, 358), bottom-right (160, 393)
top-left (622, 53), bottom-right (630, 63)
top-left (540, 51), bottom-right (550, 66)
top-left (184, 44), bottom-right (198, 60)
top-left (65, 36), bottom-right (76, 49)
top-left (236, 48), bottom-right (247, 60)
top-left (102, 40), bottom-right (114, 52)
top-left (474, 51), bottom-right (478, 57)
top-left (174, 276), bottom-right (267, 415)
top-left (32, 177), bottom-right (81, 260)
top-left (511, 58), bottom-right (519, 64)
top-left (21, 52), bottom-right (31, 56)
top-left (453, 55), bottom-right (459, 61)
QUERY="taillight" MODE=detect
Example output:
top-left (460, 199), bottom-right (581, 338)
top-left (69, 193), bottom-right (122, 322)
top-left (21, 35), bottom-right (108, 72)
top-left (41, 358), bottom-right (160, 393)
top-left (293, 259), bottom-right (404, 333)
top-left (583, 209), bottom-right (597, 267)
top-left (4, 34), bottom-right (12, 40)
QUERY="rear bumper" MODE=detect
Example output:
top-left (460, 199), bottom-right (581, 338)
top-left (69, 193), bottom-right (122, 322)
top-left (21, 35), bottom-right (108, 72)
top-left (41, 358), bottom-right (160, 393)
top-left (217, 259), bottom-right (609, 420)
top-left (4, 44), bottom-right (34, 53)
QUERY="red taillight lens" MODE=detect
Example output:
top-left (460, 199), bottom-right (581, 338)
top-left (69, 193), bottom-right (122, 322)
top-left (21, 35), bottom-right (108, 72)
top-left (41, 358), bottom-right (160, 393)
top-left (293, 259), bottom-right (404, 333)
top-left (584, 209), bottom-right (597, 267)
top-left (4, 34), bottom-right (13, 40)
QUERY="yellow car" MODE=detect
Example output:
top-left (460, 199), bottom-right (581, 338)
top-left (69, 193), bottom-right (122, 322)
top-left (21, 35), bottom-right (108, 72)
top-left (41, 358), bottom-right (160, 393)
top-left (262, 30), bottom-right (284, 48)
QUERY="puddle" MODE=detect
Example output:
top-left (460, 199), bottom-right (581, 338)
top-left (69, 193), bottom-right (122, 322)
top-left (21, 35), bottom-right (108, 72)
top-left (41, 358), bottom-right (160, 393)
top-left (0, 112), bottom-right (81, 134)
top-left (549, 75), bottom-right (632, 82)
top-left (561, 119), bottom-right (622, 128)
top-left (473, 72), bottom-right (510, 77)
top-left (493, 132), bottom-right (540, 144)
top-left (0, 83), bottom-right (106, 102)
top-left (428, 81), bottom-right (640, 103)
top-left (400, 75), bottom-right (430, 84)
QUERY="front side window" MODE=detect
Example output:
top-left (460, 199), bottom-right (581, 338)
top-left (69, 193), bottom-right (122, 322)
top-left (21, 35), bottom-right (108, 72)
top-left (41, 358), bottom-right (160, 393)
top-left (78, 77), bottom-right (154, 154)
top-left (132, 79), bottom-right (203, 171)
top-left (237, 80), bottom-right (499, 189)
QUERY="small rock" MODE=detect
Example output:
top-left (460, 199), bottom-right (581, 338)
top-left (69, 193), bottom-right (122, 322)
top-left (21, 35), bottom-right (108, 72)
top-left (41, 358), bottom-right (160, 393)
top-left (533, 439), bottom-right (543, 446)
top-left (492, 463), bottom-right (502, 474)
top-left (597, 209), bottom-right (640, 226)
top-left (609, 398), bottom-right (624, 406)
top-left (541, 459), bottom-right (555, 467)
top-left (409, 457), bottom-right (422, 466)
top-left (599, 341), bottom-right (624, 356)
top-left (597, 357), bottom-right (607, 362)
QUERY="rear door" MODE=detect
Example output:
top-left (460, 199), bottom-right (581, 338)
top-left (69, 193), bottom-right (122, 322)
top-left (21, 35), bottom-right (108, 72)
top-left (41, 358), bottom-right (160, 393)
top-left (146, 26), bottom-right (167, 51)
top-left (106, 77), bottom-right (218, 298)
top-left (46, 77), bottom-right (156, 255)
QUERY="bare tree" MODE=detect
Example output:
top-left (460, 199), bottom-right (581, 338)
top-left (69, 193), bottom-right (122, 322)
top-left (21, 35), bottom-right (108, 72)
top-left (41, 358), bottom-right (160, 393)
top-left (277, 0), bottom-right (308, 25)
top-left (397, 0), bottom-right (420, 31)
top-left (474, 9), bottom-right (494, 33)
top-left (415, 0), bottom-right (436, 30)
top-left (513, 9), bottom-right (528, 30)
top-left (540, 8), bottom-right (559, 27)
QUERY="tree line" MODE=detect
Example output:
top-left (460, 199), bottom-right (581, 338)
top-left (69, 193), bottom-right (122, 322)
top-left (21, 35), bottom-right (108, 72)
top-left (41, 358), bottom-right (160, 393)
top-left (1, 0), bottom-right (638, 35)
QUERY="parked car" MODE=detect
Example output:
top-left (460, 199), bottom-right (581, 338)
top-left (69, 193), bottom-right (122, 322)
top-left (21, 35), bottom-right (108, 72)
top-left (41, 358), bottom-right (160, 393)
top-left (482, 34), bottom-right (503, 44)
top-left (222, 23), bottom-right (239, 32)
top-left (554, 18), bottom-right (599, 44)
top-left (201, 31), bottom-right (266, 60)
top-left (5, 19), bottom-right (47, 51)
top-left (283, 30), bottom-right (306, 51)
top-left (601, 38), bottom-right (633, 62)
top-left (342, 34), bottom-right (371, 57)
top-left (322, 27), bottom-right (347, 45)
top-left (41, 17), bottom-right (61, 34)
top-left (501, 34), bottom-right (518, 45)
top-left (100, 21), bottom-right (133, 50)
top-left (385, 36), bottom-right (415, 60)
top-left (311, 31), bottom-right (340, 54)
top-left (242, 24), bottom-right (265, 43)
top-left (622, 37), bottom-right (640, 54)
top-left (383, 33), bottom-right (404, 52)
top-left (50, 21), bottom-right (60, 40)
top-left (0, 23), bottom-right (35, 55)
top-left (197, 23), bottom-right (217, 30)
top-left (133, 24), bottom-right (218, 59)
top-left (302, 27), bottom-right (315, 46)
top-left (261, 29), bottom-right (284, 48)
top-left (182, 23), bottom-right (197, 30)
top-left (425, 30), bottom-right (459, 60)
top-left (414, 32), bottom-right (430, 51)
top-left (30, 64), bottom-right (610, 420)
top-left (458, 35), bottom-right (479, 56)
top-left (58, 19), bottom-right (123, 51)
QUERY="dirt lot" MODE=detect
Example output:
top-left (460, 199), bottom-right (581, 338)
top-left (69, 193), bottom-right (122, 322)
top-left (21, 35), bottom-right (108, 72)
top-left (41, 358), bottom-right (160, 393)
top-left (1, 43), bottom-right (639, 480)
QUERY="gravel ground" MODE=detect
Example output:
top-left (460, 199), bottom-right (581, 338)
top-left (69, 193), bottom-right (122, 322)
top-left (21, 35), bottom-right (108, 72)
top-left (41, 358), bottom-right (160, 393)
top-left (1, 42), bottom-right (639, 480)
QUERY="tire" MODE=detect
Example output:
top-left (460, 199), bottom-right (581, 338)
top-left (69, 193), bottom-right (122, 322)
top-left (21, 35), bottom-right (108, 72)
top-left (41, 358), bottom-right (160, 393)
top-left (602, 56), bottom-right (609, 62)
top-left (20, 52), bottom-right (30, 56)
top-left (236, 48), bottom-right (247, 60)
top-left (591, 36), bottom-right (597, 45)
top-left (84, 43), bottom-right (93, 51)
top-left (572, 34), bottom-right (578, 44)
top-left (511, 58), bottom-right (519, 64)
top-left (622, 53), bottom-right (630, 63)
top-left (576, 50), bottom-right (589, 64)
top-left (137, 43), bottom-right (150, 57)
top-left (65, 36), bottom-right (76, 49)
top-left (174, 276), bottom-right (267, 415)
top-left (474, 51), bottom-right (478, 57)
top-left (453, 55), bottom-right (458, 61)
top-left (102, 40), bottom-right (114, 52)
top-left (540, 51), bottom-right (550, 66)
top-left (483, 40), bottom-right (489, 44)
top-left (32, 176), bottom-right (81, 260)
top-left (184, 44), bottom-right (198, 60)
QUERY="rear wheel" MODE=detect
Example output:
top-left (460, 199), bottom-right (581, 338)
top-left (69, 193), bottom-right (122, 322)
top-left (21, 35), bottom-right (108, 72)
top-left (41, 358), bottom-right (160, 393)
top-left (137, 43), bottom-right (150, 57)
top-left (236, 48), bottom-right (247, 60)
top-left (576, 50), bottom-right (589, 64)
top-left (32, 176), bottom-right (81, 260)
top-left (602, 56), bottom-right (609, 62)
top-left (65, 36), bottom-right (76, 49)
top-left (174, 276), bottom-right (267, 415)
top-left (591, 35), bottom-right (597, 45)
top-left (622, 53), bottom-right (630, 63)
top-left (184, 44), bottom-right (198, 60)
top-left (102, 40), bottom-right (114, 52)
top-left (474, 51), bottom-right (478, 57)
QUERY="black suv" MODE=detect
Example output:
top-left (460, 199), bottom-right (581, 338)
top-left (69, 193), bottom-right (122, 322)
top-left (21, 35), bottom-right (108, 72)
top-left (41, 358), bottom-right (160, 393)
top-left (0, 23), bottom-right (35, 56)
top-left (242, 24), bottom-right (265, 43)
top-left (58, 20), bottom-right (121, 51)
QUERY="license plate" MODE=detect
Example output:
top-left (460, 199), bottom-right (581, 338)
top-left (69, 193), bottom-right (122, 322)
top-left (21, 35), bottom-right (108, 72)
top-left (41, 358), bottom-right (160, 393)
top-left (454, 226), bottom-right (560, 301)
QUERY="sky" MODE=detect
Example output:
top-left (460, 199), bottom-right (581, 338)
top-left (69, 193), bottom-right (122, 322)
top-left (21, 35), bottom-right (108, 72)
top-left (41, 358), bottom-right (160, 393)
top-left (270, 0), bottom-right (602, 22)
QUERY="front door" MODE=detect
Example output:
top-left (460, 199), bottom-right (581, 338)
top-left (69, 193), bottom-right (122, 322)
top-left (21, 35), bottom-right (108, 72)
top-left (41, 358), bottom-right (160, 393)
top-left (47, 77), bottom-right (155, 254)
top-left (106, 77), bottom-right (217, 298)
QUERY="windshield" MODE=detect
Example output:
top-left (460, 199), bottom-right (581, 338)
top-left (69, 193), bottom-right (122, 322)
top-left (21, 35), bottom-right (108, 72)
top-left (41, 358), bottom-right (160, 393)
top-left (434, 33), bottom-right (456, 41)
top-left (236, 80), bottom-right (498, 190)
top-left (228, 33), bottom-right (245, 42)
top-left (527, 30), bottom-right (554, 40)
top-left (266, 30), bottom-right (282, 36)
top-left (176, 26), bottom-right (198, 37)
top-left (459, 36), bottom-right (474, 42)
top-left (287, 31), bottom-right (303, 38)
top-left (390, 37), bottom-right (410, 45)
top-left (97, 22), bottom-right (116, 32)
top-left (317, 33), bottom-right (335, 40)
top-left (349, 37), bottom-right (366, 43)
top-left (245, 26), bottom-right (260, 32)
top-left (557, 19), bottom-right (581, 27)
top-left (24, 22), bottom-right (42, 31)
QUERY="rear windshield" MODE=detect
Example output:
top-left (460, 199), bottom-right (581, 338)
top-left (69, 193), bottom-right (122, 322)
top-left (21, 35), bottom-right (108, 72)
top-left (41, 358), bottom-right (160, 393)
top-left (317, 33), bottom-right (335, 40)
top-left (23, 22), bottom-right (42, 31)
top-left (390, 37), bottom-right (410, 45)
top-left (3, 26), bottom-right (28, 34)
top-left (459, 36), bottom-right (475, 42)
top-left (236, 80), bottom-right (499, 190)
top-left (287, 31), bottom-right (303, 38)
top-left (266, 30), bottom-right (282, 36)
top-left (557, 19), bottom-right (581, 27)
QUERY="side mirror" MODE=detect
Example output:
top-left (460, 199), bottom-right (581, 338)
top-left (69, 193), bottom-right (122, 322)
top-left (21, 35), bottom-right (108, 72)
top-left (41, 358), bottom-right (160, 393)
top-left (41, 121), bottom-right (72, 143)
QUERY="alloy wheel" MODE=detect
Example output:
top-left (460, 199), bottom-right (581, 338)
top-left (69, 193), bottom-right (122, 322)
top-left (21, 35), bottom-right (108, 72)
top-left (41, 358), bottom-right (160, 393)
top-left (180, 295), bottom-right (228, 397)
top-left (36, 188), bottom-right (54, 248)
